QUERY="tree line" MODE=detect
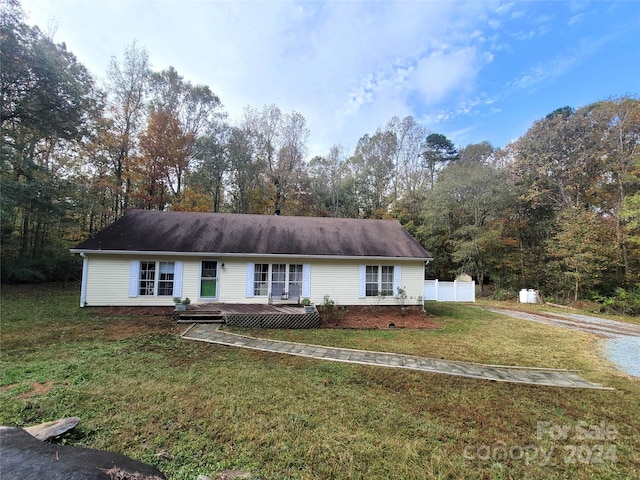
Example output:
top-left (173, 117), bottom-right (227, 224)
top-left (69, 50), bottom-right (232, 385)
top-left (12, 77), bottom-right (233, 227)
top-left (1, 2), bottom-right (639, 311)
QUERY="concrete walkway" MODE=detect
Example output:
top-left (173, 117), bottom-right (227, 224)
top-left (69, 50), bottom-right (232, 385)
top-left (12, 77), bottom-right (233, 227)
top-left (180, 324), bottom-right (613, 390)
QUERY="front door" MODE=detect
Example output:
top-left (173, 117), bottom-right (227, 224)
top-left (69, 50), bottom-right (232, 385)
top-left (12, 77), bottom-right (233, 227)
top-left (200, 261), bottom-right (218, 299)
top-left (270, 264), bottom-right (302, 298)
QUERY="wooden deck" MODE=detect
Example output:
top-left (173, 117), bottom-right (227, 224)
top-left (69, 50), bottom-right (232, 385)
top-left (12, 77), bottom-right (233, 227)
top-left (189, 302), bottom-right (305, 315)
top-left (177, 303), bottom-right (319, 329)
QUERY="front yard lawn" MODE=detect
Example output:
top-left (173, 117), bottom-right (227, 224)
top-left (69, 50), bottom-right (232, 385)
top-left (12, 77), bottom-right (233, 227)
top-left (1, 284), bottom-right (638, 479)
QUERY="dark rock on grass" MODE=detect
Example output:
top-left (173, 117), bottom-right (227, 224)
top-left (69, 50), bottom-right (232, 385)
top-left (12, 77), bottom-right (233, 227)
top-left (0, 427), bottom-right (166, 480)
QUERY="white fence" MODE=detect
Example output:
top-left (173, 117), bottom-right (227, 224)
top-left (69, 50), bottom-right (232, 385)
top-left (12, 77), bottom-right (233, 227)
top-left (424, 280), bottom-right (476, 302)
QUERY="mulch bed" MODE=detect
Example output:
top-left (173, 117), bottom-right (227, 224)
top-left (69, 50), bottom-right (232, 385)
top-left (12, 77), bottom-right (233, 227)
top-left (94, 305), bottom-right (440, 330)
top-left (319, 305), bottom-right (440, 330)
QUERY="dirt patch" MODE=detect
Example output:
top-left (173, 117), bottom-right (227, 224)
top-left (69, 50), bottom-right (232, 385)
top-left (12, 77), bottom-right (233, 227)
top-left (17, 381), bottom-right (53, 400)
top-left (92, 307), bottom-right (179, 339)
top-left (102, 317), bottom-right (181, 340)
top-left (320, 305), bottom-right (439, 330)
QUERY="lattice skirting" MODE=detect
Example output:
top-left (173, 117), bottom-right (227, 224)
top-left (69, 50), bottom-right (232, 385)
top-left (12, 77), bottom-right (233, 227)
top-left (225, 312), bottom-right (320, 329)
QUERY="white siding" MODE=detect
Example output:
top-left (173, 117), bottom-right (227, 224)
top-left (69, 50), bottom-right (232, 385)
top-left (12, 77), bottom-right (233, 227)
top-left (85, 256), bottom-right (148, 306)
top-left (307, 260), bottom-right (424, 306)
top-left (83, 254), bottom-right (425, 306)
top-left (84, 254), bottom-right (217, 306)
top-left (219, 259), bottom-right (266, 304)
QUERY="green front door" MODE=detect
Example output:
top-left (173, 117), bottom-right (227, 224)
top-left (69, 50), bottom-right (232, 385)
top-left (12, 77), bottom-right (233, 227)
top-left (200, 261), bottom-right (218, 299)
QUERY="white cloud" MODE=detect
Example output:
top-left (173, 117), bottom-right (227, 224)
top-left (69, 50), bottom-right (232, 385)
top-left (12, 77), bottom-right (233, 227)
top-left (20, 0), bottom-right (636, 157)
top-left (411, 48), bottom-right (481, 105)
top-left (568, 13), bottom-right (586, 26)
top-left (20, 0), bottom-right (500, 155)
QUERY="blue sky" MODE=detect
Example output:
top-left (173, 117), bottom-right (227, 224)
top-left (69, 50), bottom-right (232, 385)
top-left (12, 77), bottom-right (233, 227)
top-left (20, 0), bottom-right (640, 157)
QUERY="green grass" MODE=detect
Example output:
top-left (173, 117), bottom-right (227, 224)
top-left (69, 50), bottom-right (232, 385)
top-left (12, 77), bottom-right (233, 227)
top-left (229, 303), bottom-right (621, 378)
top-left (1, 284), bottom-right (639, 479)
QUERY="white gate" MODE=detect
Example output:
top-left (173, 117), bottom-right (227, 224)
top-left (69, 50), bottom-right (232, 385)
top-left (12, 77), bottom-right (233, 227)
top-left (424, 280), bottom-right (476, 302)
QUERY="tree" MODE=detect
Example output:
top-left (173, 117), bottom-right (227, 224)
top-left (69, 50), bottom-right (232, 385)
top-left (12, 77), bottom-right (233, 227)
top-left (385, 116), bottom-right (430, 219)
top-left (546, 105), bottom-right (574, 120)
top-left (307, 145), bottom-right (347, 216)
top-left (547, 209), bottom-right (621, 302)
top-left (418, 161), bottom-right (514, 291)
top-left (149, 66), bottom-right (221, 138)
top-left (347, 131), bottom-right (396, 217)
top-left (244, 105), bottom-right (309, 214)
top-left (595, 96), bottom-right (640, 284)
top-left (509, 98), bottom-right (640, 296)
top-left (226, 125), bottom-right (268, 214)
top-left (103, 41), bottom-right (151, 217)
top-left (145, 66), bottom-right (223, 207)
top-left (458, 141), bottom-right (494, 164)
top-left (1, 3), bottom-right (99, 281)
top-left (185, 121), bottom-right (232, 212)
top-left (422, 133), bottom-right (457, 189)
top-left (624, 191), bottom-right (640, 247)
top-left (134, 110), bottom-right (192, 209)
top-left (385, 116), bottom-right (429, 201)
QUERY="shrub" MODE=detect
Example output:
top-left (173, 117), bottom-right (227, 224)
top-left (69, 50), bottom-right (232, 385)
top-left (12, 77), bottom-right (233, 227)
top-left (322, 294), bottom-right (338, 321)
top-left (593, 284), bottom-right (640, 316)
top-left (322, 295), bottom-right (347, 321)
top-left (492, 289), bottom-right (517, 301)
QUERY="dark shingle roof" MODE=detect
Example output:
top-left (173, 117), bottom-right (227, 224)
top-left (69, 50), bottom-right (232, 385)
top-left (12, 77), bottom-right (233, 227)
top-left (72, 210), bottom-right (432, 259)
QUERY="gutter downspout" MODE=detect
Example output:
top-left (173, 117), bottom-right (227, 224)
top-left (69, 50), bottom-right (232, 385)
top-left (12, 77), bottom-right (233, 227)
top-left (80, 253), bottom-right (88, 307)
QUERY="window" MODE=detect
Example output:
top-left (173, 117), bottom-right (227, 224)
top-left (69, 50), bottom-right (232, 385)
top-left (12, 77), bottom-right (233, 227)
top-left (252, 263), bottom-right (305, 297)
top-left (254, 264), bottom-right (269, 296)
top-left (381, 266), bottom-right (394, 296)
top-left (365, 265), bottom-right (395, 297)
top-left (139, 261), bottom-right (156, 296)
top-left (288, 264), bottom-right (303, 297)
top-left (138, 261), bottom-right (176, 296)
top-left (365, 266), bottom-right (378, 297)
top-left (158, 262), bottom-right (175, 296)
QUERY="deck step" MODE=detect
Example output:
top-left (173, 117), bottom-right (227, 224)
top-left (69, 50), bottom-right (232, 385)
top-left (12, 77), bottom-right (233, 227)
top-left (177, 310), bottom-right (225, 323)
top-left (177, 318), bottom-right (225, 324)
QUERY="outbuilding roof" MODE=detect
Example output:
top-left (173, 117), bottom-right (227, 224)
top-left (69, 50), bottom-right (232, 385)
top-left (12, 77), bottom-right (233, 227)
top-left (71, 210), bottom-right (432, 260)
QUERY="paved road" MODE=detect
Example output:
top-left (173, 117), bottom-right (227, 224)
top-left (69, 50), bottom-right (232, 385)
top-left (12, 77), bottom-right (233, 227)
top-left (180, 324), bottom-right (612, 390)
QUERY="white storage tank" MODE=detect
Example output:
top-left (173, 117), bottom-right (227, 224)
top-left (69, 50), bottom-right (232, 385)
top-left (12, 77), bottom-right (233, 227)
top-left (519, 289), bottom-right (538, 304)
top-left (519, 289), bottom-right (528, 303)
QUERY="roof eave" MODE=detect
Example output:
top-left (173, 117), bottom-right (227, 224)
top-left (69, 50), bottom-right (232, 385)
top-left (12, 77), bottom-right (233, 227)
top-left (69, 249), bottom-right (433, 262)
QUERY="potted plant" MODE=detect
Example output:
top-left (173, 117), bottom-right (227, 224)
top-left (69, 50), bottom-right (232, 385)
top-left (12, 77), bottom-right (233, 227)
top-left (173, 297), bottom-right (190, 311)
top-left (301, 297), bottom-right (315, 314)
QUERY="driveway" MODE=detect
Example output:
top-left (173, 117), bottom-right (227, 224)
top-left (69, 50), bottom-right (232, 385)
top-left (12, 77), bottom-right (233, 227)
top-left (485, 308), bottom-right (640, 377)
